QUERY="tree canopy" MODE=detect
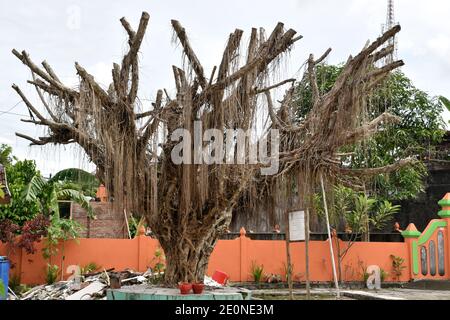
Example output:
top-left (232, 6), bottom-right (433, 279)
top-left (294, 65), bottom-right (445, 201)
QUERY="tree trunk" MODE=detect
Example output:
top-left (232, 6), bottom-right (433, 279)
top-left (154, 210), bottom-right (232, 285)
top-left (162, 239), bottom-right (215, 284)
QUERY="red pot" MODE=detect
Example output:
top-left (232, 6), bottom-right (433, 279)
top-left (192, 283), bottom-right (205, 294)
top-left (179, 283), bottom-right (192, 295)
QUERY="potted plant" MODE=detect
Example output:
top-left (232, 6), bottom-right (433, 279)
top-left (179, 282), bottom-right (192, 295)
top-left (192, 282), bottom-right (205, 294)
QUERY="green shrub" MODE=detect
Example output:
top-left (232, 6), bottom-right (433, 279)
top-left (45, 264), bottom-right (59, 285)
top-left (250, 261), bottom-right (265, 283)
top-left (80, 262), bottom-right (101, 275)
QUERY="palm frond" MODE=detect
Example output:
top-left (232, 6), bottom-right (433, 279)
top-left (23, 174), bottom-right (47, 202)
top-left (439, 96), bottom-right (450, 112)
top-left (56, 188), bottom-right (95, 219)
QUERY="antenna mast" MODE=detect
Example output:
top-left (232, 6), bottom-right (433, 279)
top-left (382, 0), bottom-right (398, 64)
top-left (386, 0), bottom-right (395, 30)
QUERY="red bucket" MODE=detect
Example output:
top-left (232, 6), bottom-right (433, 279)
top-left (212, 270), bottom-right (229, 285)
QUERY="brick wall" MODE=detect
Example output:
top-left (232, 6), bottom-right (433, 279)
top-left (71, 202), bottom-right (127, 239)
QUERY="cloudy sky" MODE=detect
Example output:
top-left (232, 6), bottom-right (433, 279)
top-left (0, 0), bottom-right (449, 176)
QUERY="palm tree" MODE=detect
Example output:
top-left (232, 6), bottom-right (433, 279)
top-left (51, 168), bottom-right (99, 198)
top-left (440, 96), bottom-right (450, 112)
top-left (24, 173), bottom-right (94, 218)
top-left (24, 173), bottom-right (94, 280)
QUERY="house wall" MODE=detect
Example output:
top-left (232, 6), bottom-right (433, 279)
top-left (72, 202), bottom-right (127, 239)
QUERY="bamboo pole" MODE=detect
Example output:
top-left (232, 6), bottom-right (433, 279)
top-left (285, 210), bottom-right (294, 300)
top-left (124, 209), bottom-right (131, 239)
top-left (320, 174), bottom-right (340, 299)
top-left (305, 208), bottom-right (311, 299)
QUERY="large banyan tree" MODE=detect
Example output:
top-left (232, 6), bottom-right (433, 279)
top-left (12, 12), bottom-right (412, 284)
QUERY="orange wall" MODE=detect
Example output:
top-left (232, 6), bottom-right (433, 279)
top-left (0, 234), bottom-right (410, 285)
top-left (208, 236), bottom-right (410, 283)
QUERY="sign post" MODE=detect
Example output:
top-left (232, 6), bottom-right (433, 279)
top-left (289, 210), bottom-right (305, 241)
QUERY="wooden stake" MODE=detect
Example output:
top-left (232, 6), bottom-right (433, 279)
top-left (124, 209), bottom-right (131, 239)
top-left (285, 210), bottom-right (294, 300)
top-left (305, 208), bottom-right (311, 299)
top-left (320, 174), bottom-right (340, 299)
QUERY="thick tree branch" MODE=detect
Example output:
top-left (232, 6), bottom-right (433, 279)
top-left (336, 158), bottom-right (416, 177)
top-left (171, 20), bottom-right (208, 89)
top-left (75, 62), bottom-right (110, 103)
top-left (12, 84), bottom-right (48, 123)
top-left (344, 112), bottom-right (400, 145)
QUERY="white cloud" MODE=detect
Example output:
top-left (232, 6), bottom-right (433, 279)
top-left (428, 34), bottom-right (450, 58)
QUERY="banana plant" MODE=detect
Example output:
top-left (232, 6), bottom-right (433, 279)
top-left (23, 173), bottom-right (94, 218)
top-left (440, 96), bottom-right (450, 112)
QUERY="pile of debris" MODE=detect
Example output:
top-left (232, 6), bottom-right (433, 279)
top-left (14, 270), bottom-right (225, 300)
top-left (18, 268), bottom-right (157, 300)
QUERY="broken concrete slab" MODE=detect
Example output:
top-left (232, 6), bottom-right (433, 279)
top-left (66, 281), bottom-right (106, 300)
top-left (341, 290), bottom-right (405, 300)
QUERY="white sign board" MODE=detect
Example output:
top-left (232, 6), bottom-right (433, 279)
top-left (289, 210), bottom-right (305, 241)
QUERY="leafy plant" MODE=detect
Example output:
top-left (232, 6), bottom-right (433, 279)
top-left (45, 264), bottom-right (59, 285)
top-left (358, 261), bottom-right (369, 282)
top-left (80, 262), bottom-right (101, 275)
top-left (149, 247), bottom-right (166, 284)
top-left (370, 201), bottom-right (401, 231)
top-left (42, 214), bottom-right (82, 281)
top-left (0, 144), bottom-right (15, 166)
top-left (282, 262), bottom-right (295, 282)
top-left (315, 186), bottom-right (399, 238)
top-left (0, 158), bottom-right (41, 226)
top-left (250, 261), bottom-right (265, 283)
top-left (129, 215), bottom-right (146, 238)
top-left (16, 215), bottom-right (50, 254)
top-left (24, 173), bottom-right (94, 218)
top-left (0, 215), bottom-right (49, 256)
top-left (346, 194), bottom-right (377, 239)
top-left (380, 268), bottom-right (388, 282)
top-left (315, 186), bottom-right (400, 283)
top-left (440, 96), bottom-right (450, 114)
top-left (51, 168), bottom-right (100, 198)
top-left (153, 248), bottom-right (165, 273)
top-left (390, 255), bottom-right (406, 281)
top-left (8, 273), bottom-right (21, 293)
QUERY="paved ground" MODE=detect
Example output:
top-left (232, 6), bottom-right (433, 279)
top-left (251, 288), bottom-right (450, 300)
top-left (343, 288), bottom-right (450, 300)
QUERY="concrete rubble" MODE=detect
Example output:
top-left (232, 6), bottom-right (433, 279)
top-left (12, 271), bottom-right (224, 300)
top-left (17, 269), bottom-right (157, 300)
